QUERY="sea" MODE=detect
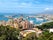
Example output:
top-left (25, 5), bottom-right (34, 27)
top-left (0, 13), bottom-right (48, 24)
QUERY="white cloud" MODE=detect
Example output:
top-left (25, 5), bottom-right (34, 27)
top-left (44, 8), bottom-right (53, 11)
top-left (45, 8), bottom-right (49, 10)
top-left (17, 2), bottom-right (33, 8)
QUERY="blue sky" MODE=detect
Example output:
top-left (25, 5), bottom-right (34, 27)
top-left (0, 0), bottom-right (53, 13)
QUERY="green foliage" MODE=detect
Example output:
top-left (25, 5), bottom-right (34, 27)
top-left (22, 32), bottom-right (38, 40)
top-left (0, 22), bottom-right (53, 40)
top-left (37, 22), bottom-right (53, 40)
top-left (0, 25), bottom-right (20, 40)
top-left (38, 22), bottom-right (53, 30)
top-left (38, 30), bottom-right (53, 40)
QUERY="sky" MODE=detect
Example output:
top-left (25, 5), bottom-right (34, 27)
top-left (0, 0), bottom-right (53, 14)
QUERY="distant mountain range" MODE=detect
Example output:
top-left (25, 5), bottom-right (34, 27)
top-left (0, 10), bottom-right (53, 15)
top-left (40, 10), bottom-right (53, 14)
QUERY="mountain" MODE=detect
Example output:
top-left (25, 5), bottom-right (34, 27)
top-left (41, 10), bottom-right (53, 14)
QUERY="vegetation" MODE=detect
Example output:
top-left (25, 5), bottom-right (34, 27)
top-left (21, 30), bottom-right (53, 40)
top-left (37, 22), bottom-right (53, 30)
top-left (38, 30), bottom-right (53, 40)
top-left (21, 22), bottom-right (53, 40)
top-left (22, 32), bottom-right (38, 40)
top-left (0, 22), bottom-right (53, 40)
top-left (0, 25), bottom-right (20, 40)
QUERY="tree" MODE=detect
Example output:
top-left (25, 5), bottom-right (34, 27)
top-left (37, 22), bottom-right (53, 30)
top-left (22, 32), bottom-right (38, 40)
top-left (0, 25), bottom-right (20, 40)
top-left (38, 30), bottom-right (53, 40)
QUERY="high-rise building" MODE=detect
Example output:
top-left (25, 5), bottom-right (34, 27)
top-left (20, 20), bottom-right (29, 30)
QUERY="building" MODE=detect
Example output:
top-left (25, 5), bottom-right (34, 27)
top-left (29, 20), bottom-right (34, 29)
top-left (13, 22), bottom-right (19, 29)
top-left (0, 20), bottom-right (6, 26)
top-left (20, 30), bottom-right (35, 37)
top-left (20, 28), bottom-right (42, 37)
top-left (49, 28), bottom-right (53, 33)
top-left (6, 19), bottom-right (13, 26)
top-left (2, 21), bottom-right (6, 26)
top-left (20, 20), bottom-right (29, 29)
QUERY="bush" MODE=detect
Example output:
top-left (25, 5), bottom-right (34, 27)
top-left (0, 25), bottom-right (20, 40)
top-left (37, 22), bottom-right (53, 30)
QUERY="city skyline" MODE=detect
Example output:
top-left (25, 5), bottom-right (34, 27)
top-left (0, 0), bottom-right (53, 14)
